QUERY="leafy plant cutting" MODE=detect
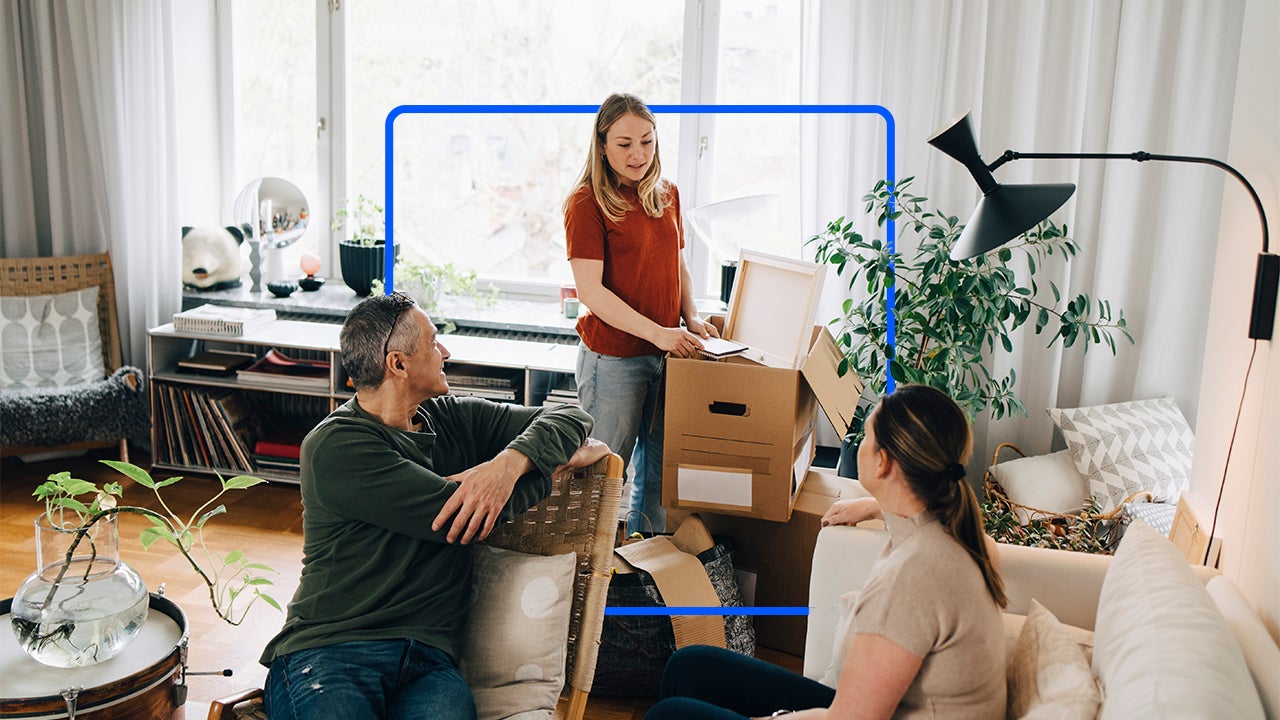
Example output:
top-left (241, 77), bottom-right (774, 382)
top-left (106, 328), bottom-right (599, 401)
top-left (13, 462), bottom-right (279, 667)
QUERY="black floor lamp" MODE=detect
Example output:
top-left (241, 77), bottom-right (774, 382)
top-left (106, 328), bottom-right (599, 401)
top-left (927, 112), bottom-right (1278, 341)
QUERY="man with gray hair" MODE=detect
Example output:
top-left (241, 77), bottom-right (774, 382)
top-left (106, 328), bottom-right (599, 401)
top-left (261, 291), bottom-right (607, 720)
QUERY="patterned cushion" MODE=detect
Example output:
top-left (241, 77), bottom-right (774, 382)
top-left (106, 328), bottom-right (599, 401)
top-left (460, 546), bottom-right (576, 720)
top-left (1047, 398), bottom-right (1194, 511)
top-left (0, 287), bottom-right (104, 389)
top-left (1122, 501), bottom-right (1177, 537)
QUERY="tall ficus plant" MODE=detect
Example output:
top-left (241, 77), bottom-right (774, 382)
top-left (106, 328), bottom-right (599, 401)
top-left (806, 177), bottom-right (1134, 445)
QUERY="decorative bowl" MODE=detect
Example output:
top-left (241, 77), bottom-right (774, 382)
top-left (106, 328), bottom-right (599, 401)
top-left (267, 281), bottom-right (298, 298)
top-left (298, 275), bottom-right (326, 292)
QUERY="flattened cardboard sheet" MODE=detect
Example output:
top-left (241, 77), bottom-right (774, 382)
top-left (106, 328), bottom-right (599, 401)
top-left (614, 536), bottom-right (728, 649)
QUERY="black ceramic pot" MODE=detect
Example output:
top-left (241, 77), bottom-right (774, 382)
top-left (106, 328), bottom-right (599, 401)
top-left (837, 437), bottom-right (859, 478)
top-left (339, 239), bottom-right (388, 296)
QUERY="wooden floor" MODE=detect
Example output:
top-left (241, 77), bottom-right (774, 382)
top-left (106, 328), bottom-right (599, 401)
top-left (1, 448), bottom-right (801, 720)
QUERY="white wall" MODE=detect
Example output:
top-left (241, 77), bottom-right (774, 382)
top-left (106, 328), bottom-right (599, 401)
top-left (1190, 0), bottom-right (1279, 642)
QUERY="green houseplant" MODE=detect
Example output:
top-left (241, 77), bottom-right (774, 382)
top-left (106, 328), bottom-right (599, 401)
top-left (333, 194), bottom-right (392, 296)
top-left (807, 176), bottom-right (1134, 449)
top-left (12, 462), bottom-right (278, 667)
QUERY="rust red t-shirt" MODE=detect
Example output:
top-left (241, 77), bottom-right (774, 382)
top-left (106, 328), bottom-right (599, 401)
top-left (565, 182), bottom-right (684, 358)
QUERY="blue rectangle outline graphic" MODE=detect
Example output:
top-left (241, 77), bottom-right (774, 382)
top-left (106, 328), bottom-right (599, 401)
top-left (385, 103), bottom-right (897, 617)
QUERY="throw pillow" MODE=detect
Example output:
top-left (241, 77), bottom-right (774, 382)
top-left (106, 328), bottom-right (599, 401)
top-left (460, 546), bottom-right (576, 720)
top-left (0, 287), bottom-right (105, 389)
top-left (819, 590), bottom-right (859, 688)
top-left (1047, 397), bottom-right (1194, 511)
top-left (1091, 520), bottom-right (1264, 719)
top-left (1006, 599), bottom-right (1101, 720)
top-left (988, 450), bottom-right (1087, 525)
top-left (1121, 501), bottom-right (1177, 537)
top-left (1002, 610), bottom-right (1094, 666)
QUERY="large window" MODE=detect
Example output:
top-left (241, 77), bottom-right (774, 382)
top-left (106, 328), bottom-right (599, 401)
top-left (225, 0), bottom-right (802, 299)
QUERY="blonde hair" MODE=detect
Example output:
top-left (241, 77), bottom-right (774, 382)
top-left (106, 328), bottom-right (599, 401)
top-left (564, 93), bottom-right (669, 223)
top-left (871, 384), bottom-right (1008, 608)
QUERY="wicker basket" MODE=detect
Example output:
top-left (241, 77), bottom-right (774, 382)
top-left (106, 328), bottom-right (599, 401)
top-left (983, 442), bottom-right (1152, 553)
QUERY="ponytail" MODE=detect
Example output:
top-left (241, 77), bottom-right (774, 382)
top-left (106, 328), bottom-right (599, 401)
top-left (871, 385), bottom-right (1008, 608)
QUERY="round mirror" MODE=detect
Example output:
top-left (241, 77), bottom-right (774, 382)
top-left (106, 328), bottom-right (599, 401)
top-left (233, 178), bottom-right (312, 286)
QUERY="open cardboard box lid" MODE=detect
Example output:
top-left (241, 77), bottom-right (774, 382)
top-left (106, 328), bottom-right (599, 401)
top-left (800, 326), bottom-right (864, 439)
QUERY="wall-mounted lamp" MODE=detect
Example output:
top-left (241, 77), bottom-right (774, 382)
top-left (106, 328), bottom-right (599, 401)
top-left (927, 112), bottom-right (1278, 340)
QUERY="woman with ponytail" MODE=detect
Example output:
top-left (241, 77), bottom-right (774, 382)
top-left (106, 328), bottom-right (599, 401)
top-left (645, 385), bottom-right (1006, 720)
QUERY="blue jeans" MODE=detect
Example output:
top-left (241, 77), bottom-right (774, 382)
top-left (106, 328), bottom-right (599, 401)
top-left (576, 345), bottom-right (666, 533)
top-left (264, 640), bottom-right (476, 720)
top-left (645, 645), bottom-right (836, 719)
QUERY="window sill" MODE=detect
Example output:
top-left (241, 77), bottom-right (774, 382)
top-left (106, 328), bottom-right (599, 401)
top-left (181, 281), bottom-right (580, 340)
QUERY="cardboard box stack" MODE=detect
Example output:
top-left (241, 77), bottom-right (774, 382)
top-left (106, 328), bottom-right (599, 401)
top-left (662, 250), bottom-right (873, 654)
top-left (662, 250), bottom-right (861, 522)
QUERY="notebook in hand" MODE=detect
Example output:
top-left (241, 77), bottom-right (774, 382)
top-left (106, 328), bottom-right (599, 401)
top-left (697, 336), bottom-right (748, 358)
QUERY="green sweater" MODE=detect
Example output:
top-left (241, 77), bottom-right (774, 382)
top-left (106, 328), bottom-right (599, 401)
top-left (260, 395), bottom-right (592, 665)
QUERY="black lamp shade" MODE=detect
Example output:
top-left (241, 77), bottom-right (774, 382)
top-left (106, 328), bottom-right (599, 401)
top-left (929, 113), bottom-right (1078, 260)
top-left (954, 182), bottom-right (1076, 260)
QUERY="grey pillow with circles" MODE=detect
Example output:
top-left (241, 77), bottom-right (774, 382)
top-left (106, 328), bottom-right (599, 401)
top-left (460, 546), bottom-right (576, 720)
top-left (1047, 398), bottom-right (1194, 512)
top-left (0, 287), bottom-right (104, 389)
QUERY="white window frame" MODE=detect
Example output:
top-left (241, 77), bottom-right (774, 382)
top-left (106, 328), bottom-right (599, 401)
top-left (219, 0), bottom-right (732, 301)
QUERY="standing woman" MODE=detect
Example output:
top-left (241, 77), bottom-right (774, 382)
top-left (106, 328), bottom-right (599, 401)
top-left (565, 92), bottom-right (717, 533)
top-left (646, 384), bottom-right (1007, 720)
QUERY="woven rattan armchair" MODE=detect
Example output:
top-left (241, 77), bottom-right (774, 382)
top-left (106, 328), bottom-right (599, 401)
top-left (0, 252), bottom-right (133, 461)
top-left (207, 452), bottom-right (624, 720)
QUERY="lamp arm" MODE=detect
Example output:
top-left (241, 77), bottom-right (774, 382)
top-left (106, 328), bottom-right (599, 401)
top-left (989, 150), bottom-right (1269, 253)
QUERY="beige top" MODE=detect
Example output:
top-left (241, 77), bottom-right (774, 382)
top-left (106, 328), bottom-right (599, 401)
top-left (843, 510), bottom-right (1006, 720)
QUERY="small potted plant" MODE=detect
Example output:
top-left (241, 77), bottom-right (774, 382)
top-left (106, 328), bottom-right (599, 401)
top-left (372, 258), bottom-right (499, 329)
top-left (10, 462), bottom-right (278, 668)
top-left (333, 194), bottom-right (392, 296)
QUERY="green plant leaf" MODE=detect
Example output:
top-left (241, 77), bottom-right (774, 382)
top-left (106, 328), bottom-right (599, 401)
top-left (100, 460), bottom-right (158, 489)
top-left (223, 549), bottom-right (244, 565)
top-left (223, 475), bottom-right (267, 491)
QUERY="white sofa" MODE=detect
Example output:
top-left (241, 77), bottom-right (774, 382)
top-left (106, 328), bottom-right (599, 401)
top-left (805, 522), bottom-right (1280, 719)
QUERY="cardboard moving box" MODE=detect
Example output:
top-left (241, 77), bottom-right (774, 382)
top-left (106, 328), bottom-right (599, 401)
top-left (663, 324), bottom-right (862, 522)
top-left (699, 468), bottom-right (869, 655)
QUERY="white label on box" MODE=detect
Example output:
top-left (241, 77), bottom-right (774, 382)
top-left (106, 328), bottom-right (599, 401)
top-left (793, 431), bottom-right (816, 501)
top-left (677, 465), bottom-right (753, 507)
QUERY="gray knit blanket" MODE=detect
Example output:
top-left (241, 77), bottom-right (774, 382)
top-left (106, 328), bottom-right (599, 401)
top-left (0, 366), bottom-right (150, 447)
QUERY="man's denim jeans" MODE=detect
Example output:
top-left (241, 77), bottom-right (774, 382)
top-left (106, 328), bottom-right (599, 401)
top-left (264, 640), bottom-right (476, 720)
top-left (575, 345), bottom-right (665, 533)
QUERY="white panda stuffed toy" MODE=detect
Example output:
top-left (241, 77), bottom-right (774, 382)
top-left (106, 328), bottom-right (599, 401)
top-left (182, 225), bottom-right (250, 291)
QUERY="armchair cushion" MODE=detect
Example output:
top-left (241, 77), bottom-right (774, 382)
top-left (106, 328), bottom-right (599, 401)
top-left (0, 286), bottom-right (104, 388)
top-left (460, 546), bottom-right (577, 720)
top-left (1047, 397), bottom-right (1193, 510)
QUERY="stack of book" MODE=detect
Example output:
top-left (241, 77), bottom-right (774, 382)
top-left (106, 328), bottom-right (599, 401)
top-left (177, 349), bottom-right (256, 376)
top-left (238, 349), bottom-right (331, 391)
top-left (174, 304), bottom-right (277, 336)
top-left (542, 376), bottom-right (580, 407)
top-left (448, 368), bottom-right (523, 403)
top-left (252, 424), bottom-right (310, 477)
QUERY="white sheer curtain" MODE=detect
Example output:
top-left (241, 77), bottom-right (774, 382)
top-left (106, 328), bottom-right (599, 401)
top-left (801, 0), bottom-right (1247, 461)
top-left (0, 0), bottom-right (181, 367)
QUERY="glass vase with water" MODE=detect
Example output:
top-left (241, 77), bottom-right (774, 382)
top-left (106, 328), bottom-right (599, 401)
top-left (10, 511), bottom-right (148, 668)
